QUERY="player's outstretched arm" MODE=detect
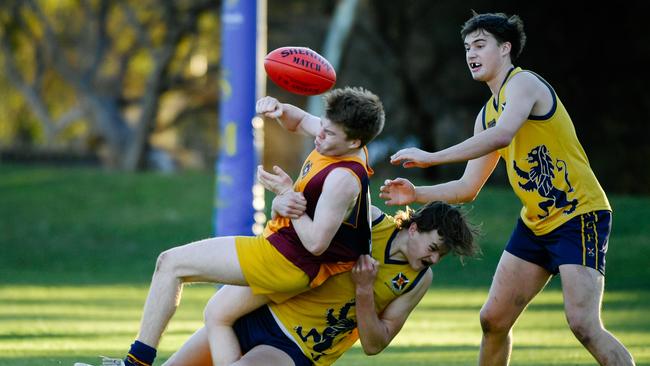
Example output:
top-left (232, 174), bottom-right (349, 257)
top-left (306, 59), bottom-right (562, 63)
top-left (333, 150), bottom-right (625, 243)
top-left (353, 257), bottom-right (433, 355)
top-left (389, 147), bottom-right (436, 168)
top-left (256, 96), bottom-right (320, 136)
top-left (380, 110), bottom-right (502, 206)
top-left (378, 178), bottom-right (417, 205)
top-left (380, 150), bottom-right (499, 206)
top-left (390, 128), bottom-right (508, 168)
top-left (391, 75), bottom-right (541, 169)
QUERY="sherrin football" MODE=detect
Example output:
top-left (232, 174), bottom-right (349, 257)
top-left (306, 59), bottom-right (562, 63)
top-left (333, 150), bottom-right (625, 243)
top-left (264, 47), bottom-right (336, 96)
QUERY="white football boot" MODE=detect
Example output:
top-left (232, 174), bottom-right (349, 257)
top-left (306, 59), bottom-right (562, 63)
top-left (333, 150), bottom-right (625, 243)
top-left (74, 356), bottom-right (125, 366)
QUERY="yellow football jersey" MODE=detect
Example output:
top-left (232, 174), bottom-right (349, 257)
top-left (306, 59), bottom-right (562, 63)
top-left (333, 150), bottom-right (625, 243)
top-left (268, 214), bottom-right (429, 365)
top-left (483, 67), bottom-right (610, 235)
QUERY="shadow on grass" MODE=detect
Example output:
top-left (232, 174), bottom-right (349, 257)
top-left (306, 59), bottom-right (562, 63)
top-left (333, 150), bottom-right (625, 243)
top-left (0, 344), bottom-right (594, 366)
top-left (336, 343), bottom-right (604, 366)
top-left (0, 328), bottom-right (199, 341)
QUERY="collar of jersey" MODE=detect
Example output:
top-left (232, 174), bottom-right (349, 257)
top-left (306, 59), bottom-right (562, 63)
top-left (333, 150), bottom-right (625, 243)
top-left (384, 228), bottom-right (408, 265)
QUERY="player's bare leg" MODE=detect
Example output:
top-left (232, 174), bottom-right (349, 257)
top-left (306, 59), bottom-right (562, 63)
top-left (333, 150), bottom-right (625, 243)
top-left (162, 327), bottom-right (211, 366)
top-left (478, 251), bottom-right (551, 366)
top-left (204, 285), bottom-right (269, 366)
top-left (137, 236), bottom-right (247, 348)
top-left (232, 345), bottom-right (295, 366)
top-left (560, 264), bottom-right (635, 365)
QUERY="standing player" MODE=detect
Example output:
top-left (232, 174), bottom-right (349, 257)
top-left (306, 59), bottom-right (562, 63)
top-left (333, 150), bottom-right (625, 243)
top-left (379, 11), bottom-right (635, 366)
top-left (76, 87), bottom-right (384, 366)
top-left (162, 198), bottom-right (479, 366)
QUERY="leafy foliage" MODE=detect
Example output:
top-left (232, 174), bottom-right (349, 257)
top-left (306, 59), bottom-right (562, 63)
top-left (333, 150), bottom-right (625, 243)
top-left (0, 0), bottom-right (220, 170)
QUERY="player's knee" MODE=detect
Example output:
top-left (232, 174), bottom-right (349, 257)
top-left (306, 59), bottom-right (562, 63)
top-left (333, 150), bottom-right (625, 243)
top-left (154, 250), bottom-right (171, 273)
top-left (566, 313), bottom-right (599, 346)
top-left (479, 307), bottom-right (512, 335)
top-left (568, 320), bottom-right (592, 346)
top-left (203, 293), bottom-right (237, 327)
top-left (203, 301), bottom-right (222, 326)
top-left (154, 248), bottom-right (182, 277)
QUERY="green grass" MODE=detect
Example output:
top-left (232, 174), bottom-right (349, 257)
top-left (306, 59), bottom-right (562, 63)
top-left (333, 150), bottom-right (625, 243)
top-left (2, 286), bottom-right (649, 365)
top-left (0, 164), bottom-right (214, 284)
top-left (1, 163), bottom-right (649, 365)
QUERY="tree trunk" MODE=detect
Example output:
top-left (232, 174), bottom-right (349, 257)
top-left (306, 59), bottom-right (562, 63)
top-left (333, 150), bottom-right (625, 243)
top-left (304, 0), bottom-right (360, 155)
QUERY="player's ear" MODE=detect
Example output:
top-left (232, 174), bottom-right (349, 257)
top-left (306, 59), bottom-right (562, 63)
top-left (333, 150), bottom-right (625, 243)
top-left (408, 222), bottom-right (418, 235)
top-left (500, 41), bottom-right (512, 57)
top-left (347, 139), bottom-right (361, 149)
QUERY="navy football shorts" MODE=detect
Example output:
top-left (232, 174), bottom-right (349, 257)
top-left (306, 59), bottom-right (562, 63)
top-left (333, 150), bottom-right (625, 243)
top-left (505, 210), bottom-right (611, 275)
top-left (234, 305), bottom-right (313, 366)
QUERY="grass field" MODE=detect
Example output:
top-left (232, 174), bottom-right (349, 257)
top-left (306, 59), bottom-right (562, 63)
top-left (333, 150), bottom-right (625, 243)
top-left (1, 164), bottom-right (649, 365)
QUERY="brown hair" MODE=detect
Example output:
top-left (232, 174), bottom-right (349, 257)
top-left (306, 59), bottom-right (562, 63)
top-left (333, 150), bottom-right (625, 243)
top-left (323, 87), bottom-right (385, 147)
top-left (395, 201), bottom-right (480, 261)
top-left (460, 11), bottom-right (527, 61)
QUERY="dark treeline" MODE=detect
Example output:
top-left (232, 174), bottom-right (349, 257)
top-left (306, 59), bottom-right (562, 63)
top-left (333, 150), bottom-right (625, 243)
top-left (1, 1), bottom-right (647, 194)
top-left (268, 1), bottom-right (649, 194)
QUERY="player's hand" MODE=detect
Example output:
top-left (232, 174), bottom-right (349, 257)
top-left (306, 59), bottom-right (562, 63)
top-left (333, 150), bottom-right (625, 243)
top-left (257, 165), bottom-right (294, 195)
top-left (390, 147), bottom-right (434, 168)
top-left (351, 255), bottom-right (378, 289)
top-left (256, 96), bottom-right (283, 118)
top-left (271, 191), bottom-right (307, 219)
top-left (379, 178), bottom-right (416, 206)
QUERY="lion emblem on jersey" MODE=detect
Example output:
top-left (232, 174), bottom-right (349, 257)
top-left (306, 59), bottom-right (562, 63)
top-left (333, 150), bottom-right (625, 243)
top-left (295, 299), bottom-right (356, 360)
top-left (513, 145), bottom-right (578, 219)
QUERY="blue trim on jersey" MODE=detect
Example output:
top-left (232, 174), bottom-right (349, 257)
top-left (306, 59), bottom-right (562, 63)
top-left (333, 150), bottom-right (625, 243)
top-left (402, 268), bottom-right (431, 294)
top-left (481, 105), bottom-right (487, 130)
top-left (372, 214), bottom-right (385, 227)
top-left (384, 228), bottom-right (408, 265)
top-left (524, 70), bottom-right (558, 120)
top-left (493, 67), bottom-right (517, 110)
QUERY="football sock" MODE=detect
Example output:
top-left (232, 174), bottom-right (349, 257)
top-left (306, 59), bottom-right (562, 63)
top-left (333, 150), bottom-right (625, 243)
top-left (124, 340), bottom-right (157, 366)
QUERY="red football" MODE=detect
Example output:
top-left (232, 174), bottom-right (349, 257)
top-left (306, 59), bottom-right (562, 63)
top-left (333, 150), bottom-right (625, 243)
top-left (264, 47), bottom-right (336, 96)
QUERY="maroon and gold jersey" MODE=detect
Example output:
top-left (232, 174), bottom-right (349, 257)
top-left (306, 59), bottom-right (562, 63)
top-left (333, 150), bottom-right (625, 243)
top-left (263, 148), bottom-right (373, 284)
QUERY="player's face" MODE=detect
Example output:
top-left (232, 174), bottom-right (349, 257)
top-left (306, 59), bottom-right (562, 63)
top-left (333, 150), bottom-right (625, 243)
top-left (464, 29), bottom-right (509, 82)
top-left (405, 224), bottom-right (449, 271)
top-left (314, 117), bottom-right (359, 156)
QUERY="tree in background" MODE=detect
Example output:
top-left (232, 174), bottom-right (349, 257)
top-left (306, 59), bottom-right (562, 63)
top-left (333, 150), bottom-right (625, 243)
top-left (0, 0), bottom-right (219, 170)
top-left (335, 2), bottom-right (484, 182)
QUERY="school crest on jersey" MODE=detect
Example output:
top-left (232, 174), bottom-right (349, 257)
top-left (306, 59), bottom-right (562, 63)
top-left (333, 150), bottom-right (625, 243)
top-left (294, 299), bottom-right (356, 360)
top-left (391, 272), bottom-right (410, 292)
top-left (512, 145), bottom-right (578, 219)
top-left (301, 160), bottom-right (313, 178)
